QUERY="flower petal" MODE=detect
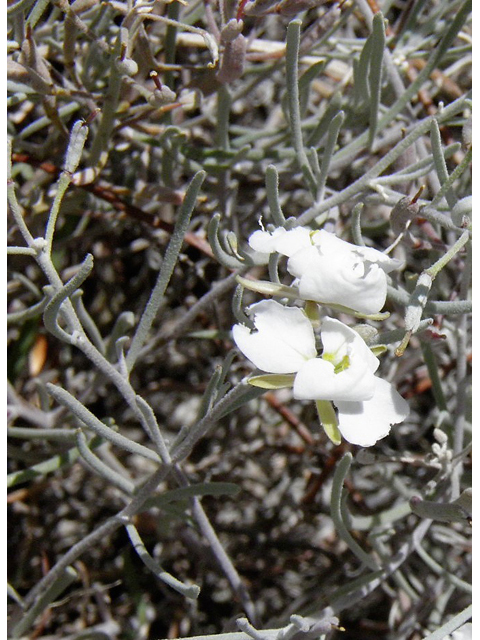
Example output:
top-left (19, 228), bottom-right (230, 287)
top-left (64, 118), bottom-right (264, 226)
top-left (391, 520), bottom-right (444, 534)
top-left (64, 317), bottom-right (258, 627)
top-left (248, 227), bottom-right (311, 258)
top-left (335, 378), bottom-right (410, 446)
top-left (354, 245), bottom-right (404, 273)
top-left (248, 228), bottom-right (287, 254)
top-left (293, 356), bottom-right (376, 402)
top-left (284, 230), bottom-right (404, 314)
top-left (312, 230), bottom-right (403, 273)
top-left (273, 227), bottom-right (312, 257)
top-left (232, 300), bottom-right (317, 373)
top-left (321, 317), bottom-right (379, 373)
top-left (288, 245), bottom-right (389, 314)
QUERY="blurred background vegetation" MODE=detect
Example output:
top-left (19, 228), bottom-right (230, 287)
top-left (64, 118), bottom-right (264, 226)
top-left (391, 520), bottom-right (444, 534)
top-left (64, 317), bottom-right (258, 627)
top-left (7, 1), bottom-right (471, 638)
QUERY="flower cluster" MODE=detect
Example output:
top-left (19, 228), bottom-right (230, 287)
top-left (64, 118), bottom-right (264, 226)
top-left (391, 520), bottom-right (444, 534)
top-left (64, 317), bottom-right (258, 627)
top-left (249, 227), bottom-right (403, 315)
top-left (232, 227), bottom-right (409, 447)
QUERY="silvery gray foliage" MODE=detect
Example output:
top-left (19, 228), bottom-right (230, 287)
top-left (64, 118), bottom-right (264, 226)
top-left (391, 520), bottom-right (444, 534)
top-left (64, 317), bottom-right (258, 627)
top-left (7, 0), bottom-right (471, 638)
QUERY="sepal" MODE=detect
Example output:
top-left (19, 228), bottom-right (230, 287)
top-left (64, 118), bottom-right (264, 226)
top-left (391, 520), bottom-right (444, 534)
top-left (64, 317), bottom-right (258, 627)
top-left (247, 374), bottom-right (295, 390)
top-left (316, 400), bottom-right (342, 445)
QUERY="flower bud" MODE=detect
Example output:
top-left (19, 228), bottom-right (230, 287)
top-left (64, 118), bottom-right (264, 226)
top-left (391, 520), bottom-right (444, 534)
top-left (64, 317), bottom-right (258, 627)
top-left (64, 120), bottom-right (89, 174)
top-left (148, 85), bottom-right (177, 107)
top-left (220, 19), bottom-right (244, 44)
top-left (451, 196), bottom-right (472, 227)
top-left (390, 195), bottom-right (420, 237)
top-left (353, 324), bottom-right (379, 345)
top-left (217, 34), bottom-right (247, 84)
top-left (114, 57), bottom-right (138, 77)
top-left (20, 27), bottom-right (54, 94)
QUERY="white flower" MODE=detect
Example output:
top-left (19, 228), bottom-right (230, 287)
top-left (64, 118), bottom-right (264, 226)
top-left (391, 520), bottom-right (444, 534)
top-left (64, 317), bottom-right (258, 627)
top-left (233, 300), bottom-right (409, 446)
top-left (249, 227), bottom-right (403, 315)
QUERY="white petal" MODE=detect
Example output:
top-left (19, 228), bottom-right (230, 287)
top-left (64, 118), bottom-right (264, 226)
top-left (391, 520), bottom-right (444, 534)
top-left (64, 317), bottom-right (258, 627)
top-left (335, 378), bottom-right (410, 446)
top-left (248, 228), bottom-right (286, 254)
top-left (310, 230), bottom-right (357, 255)
top-left (287, 244), bottom-right (389, 314)
top-left (293, 356), bottom-right (376, 402)
top-left (248, 227), bottom-right (312, 258)
top-left (354, 245), bottom-right (404, 273)
top-left (293, 358), bottom-right (337, 400)
top-left (272, 227), bottom-right (312, 257)
top-left (312, 230), bottom-right (403, 273)
top-left (232, 300), bottom-right (316, 373)
top-left (321, 317), bottom-right (379, 373)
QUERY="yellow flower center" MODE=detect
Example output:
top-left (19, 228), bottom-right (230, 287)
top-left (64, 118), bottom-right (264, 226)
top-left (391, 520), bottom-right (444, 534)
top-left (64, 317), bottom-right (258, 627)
top-left (323, 352), bottom-right (351, 374)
